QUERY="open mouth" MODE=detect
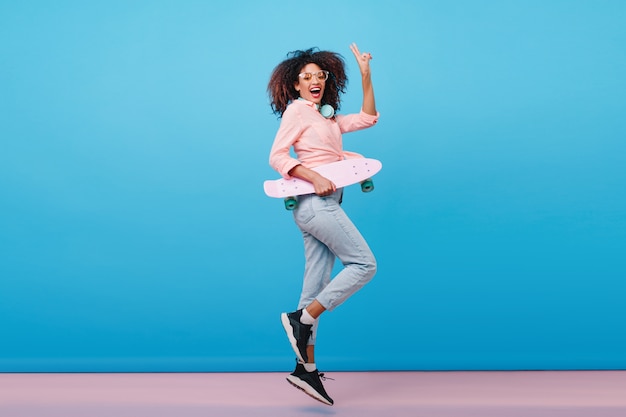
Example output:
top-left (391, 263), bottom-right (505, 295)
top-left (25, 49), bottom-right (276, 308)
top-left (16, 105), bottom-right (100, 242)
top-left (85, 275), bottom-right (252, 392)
top-left (310, 87), bottom-right (322, 99)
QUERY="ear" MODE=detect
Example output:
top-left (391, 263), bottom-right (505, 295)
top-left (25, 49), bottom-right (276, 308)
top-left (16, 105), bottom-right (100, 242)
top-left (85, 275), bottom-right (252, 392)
top-left (294, 81), bottom-right (300, 92)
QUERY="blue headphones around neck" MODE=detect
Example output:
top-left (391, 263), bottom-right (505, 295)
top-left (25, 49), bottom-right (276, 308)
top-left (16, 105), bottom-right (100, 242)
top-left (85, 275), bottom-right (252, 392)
top-left (319, 104), bottom-right (335, 119)
top-left (298, 98), bottom-right (335, 119)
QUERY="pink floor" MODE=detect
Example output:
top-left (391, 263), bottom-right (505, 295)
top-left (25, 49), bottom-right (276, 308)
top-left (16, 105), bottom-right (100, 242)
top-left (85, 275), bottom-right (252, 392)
top-left (1, 371), bottom-right (625, 416)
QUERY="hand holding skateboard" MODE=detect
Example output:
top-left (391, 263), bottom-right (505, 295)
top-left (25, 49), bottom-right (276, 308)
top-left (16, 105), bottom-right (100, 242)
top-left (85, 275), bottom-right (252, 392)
top-left (264, 158), bottom-right (382, 210)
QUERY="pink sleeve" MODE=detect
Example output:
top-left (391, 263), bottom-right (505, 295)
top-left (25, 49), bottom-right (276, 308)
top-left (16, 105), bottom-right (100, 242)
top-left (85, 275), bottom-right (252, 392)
top-left (336, 110), bottom-right (379, 134)
top-left (269, 108), bottom-right (302, 178)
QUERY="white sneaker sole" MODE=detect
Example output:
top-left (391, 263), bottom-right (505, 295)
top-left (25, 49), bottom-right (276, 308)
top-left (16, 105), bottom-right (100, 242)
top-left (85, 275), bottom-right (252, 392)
top-left (280, 313), bottom-right (306, 363)
top-left (286, 375), bottom-right (333, 406)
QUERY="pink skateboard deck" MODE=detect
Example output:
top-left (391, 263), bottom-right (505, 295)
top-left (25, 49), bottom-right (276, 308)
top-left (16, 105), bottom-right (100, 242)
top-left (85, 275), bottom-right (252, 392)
top-left (264, 158), bottom-right (382, 209)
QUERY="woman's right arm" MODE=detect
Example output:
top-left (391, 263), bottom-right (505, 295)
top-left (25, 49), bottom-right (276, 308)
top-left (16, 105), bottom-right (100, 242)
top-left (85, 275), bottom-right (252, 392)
top-left (269, 108), bottom-right (302, 177)
top-left (270, 103), bottom-right (336, 196)
top-left (288, 164), bottom-right (336, 197)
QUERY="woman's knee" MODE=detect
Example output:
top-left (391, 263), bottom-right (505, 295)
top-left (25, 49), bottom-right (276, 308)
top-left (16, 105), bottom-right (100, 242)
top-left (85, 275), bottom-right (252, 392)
top-left (359, 254), bottom-right (377, 283)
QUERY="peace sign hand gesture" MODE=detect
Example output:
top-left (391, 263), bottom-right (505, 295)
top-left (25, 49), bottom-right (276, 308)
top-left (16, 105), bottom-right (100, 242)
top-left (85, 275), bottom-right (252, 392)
top-left (350, 42), bottom-right (373, 78)
top-left (349, 42), bottom-right (377, 115)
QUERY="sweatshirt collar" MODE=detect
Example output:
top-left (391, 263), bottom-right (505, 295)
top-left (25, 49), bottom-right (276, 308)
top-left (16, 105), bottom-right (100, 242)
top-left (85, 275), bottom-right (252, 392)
top-left (297, 97), bottom-right (319, 110)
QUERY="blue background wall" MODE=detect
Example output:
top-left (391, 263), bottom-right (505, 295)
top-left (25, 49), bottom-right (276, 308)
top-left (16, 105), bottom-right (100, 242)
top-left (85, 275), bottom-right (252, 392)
top-left (1, 0), bottom-right (625, 372)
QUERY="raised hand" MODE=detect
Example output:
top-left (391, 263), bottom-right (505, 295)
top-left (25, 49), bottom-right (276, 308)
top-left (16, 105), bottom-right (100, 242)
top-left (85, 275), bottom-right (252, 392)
top-left (350, 43), bottom-right (372, 78)
top-left (349, 43), bottom-right (377, 115)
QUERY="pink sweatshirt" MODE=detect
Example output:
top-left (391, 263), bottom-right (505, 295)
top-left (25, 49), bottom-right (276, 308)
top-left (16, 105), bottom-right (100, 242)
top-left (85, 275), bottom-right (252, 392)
top-left (269, 99), bottom-right (379, 178)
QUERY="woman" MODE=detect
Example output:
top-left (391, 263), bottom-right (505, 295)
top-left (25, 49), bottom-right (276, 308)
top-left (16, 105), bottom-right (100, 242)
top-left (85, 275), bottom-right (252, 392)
top-left (267, 43), bottom-right (379, 406)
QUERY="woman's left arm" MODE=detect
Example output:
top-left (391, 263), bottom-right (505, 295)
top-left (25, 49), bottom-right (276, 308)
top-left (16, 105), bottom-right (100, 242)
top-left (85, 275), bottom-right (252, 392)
top-left (350, 43), bottom-right (376, 116)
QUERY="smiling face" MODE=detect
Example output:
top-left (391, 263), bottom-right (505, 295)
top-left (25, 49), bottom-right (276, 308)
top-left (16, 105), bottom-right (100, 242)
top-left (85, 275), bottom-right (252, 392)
top-left (294, 63), bottom-right (326, 105)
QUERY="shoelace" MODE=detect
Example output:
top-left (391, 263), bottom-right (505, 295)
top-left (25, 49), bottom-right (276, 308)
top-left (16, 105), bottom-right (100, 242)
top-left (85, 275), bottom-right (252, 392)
top-left (318, 373), bottom-right (334, 381)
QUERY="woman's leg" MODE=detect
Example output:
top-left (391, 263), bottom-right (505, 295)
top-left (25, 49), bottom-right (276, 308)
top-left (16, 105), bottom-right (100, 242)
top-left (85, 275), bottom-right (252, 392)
top-left (281, 190), bottom-right (374, 406)
top-left (300, 190), bottom-right (377, 312)
top-left (296, 220), bottom-right (334, 360)
top-left (297, 230), bottom-right (334, 313)
top-left (282, 190), bottom-right (376, 362)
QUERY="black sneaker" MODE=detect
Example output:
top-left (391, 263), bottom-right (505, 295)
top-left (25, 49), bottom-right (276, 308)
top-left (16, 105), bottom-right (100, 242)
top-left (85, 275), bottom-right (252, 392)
top-left (286, 362), bottom-right (334, 406)
top-left (280, 310), bottom-right (312, 363)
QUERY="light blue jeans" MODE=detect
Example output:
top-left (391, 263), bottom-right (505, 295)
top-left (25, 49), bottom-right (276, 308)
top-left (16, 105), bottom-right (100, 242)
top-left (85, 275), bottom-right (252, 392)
top-left (293, 189), bottom-right (377, 345)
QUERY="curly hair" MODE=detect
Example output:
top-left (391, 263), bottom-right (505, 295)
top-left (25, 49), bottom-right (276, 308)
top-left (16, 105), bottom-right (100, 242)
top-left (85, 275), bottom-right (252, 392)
top-left (267, 48), bottom-right (348, 117)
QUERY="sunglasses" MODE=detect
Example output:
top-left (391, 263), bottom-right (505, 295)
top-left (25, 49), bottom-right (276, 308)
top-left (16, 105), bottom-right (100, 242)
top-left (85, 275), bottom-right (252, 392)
top-left (298, 70), bottom-right (330, 82)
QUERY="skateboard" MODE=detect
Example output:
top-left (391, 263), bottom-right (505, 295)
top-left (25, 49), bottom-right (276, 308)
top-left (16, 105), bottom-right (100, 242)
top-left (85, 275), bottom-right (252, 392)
top-left (264, 158), bottom-right (382, 210)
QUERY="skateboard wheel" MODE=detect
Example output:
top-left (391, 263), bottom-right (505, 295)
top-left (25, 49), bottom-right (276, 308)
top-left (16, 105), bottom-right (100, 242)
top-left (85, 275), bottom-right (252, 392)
top-left (284, 197), bottom-right (298, 210)
top-left (360, 178), bottom-right (374, 193)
